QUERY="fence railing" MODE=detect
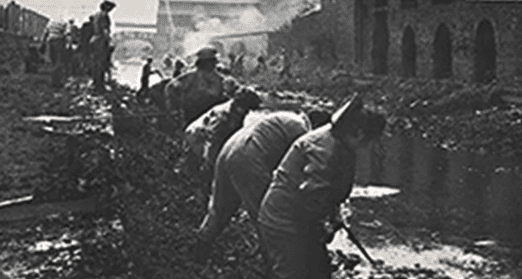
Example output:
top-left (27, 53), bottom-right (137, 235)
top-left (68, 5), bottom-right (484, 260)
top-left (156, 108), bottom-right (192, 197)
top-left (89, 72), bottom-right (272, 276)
top-left (0, 1), bottom-right (49, 40)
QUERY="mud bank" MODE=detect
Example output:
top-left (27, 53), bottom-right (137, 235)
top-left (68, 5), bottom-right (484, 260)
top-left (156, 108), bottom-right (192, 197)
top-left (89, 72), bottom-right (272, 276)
top-left (0, 74), bottom-right (521, 279)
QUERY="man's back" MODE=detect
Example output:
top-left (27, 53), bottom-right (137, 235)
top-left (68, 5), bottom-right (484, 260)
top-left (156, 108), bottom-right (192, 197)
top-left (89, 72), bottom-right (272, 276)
top-left (220, 111), bottom-right (311, 170)
top-left (165, 69), bottom-right (226, 125)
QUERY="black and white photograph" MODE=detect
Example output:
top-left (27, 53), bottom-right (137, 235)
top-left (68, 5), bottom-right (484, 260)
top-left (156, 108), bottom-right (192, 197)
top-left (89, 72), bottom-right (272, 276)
top-left (0, 0), bottom-right (520, 278)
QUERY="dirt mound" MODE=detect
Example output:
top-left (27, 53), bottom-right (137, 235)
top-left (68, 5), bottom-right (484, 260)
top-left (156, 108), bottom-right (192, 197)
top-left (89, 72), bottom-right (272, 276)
top-left (247, 66), bottom-right (522, 161)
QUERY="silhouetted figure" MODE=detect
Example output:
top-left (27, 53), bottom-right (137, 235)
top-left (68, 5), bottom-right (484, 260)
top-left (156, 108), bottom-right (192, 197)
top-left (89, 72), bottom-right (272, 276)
top-left (279, 48), bottom-right (291, 79)
top-left (173, 58), bottom-right (186, 78)
top-left (79, 16), bottom-right (94, 75)
top-left (90, 0), bottom-right (116, 92)
top-left (140, 58), bottom-right (163, 92)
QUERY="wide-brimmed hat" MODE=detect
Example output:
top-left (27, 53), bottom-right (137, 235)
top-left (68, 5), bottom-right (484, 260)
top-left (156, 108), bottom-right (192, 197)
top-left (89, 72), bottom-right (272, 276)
top-left (331, 93), bottom-right (363, 132)
top-left (100, 0), bottom-right (116, 10)
top-left (196, 47), bottom-right (218, 61)
top-left (233, 86), bottom-right (262, 110)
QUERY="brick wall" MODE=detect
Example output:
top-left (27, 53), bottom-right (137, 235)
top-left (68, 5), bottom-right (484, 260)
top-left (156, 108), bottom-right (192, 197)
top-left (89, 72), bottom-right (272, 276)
top-left (356, 0), bottom-right (522, 82)
top-left (267, 0), bottom-right (522, 83)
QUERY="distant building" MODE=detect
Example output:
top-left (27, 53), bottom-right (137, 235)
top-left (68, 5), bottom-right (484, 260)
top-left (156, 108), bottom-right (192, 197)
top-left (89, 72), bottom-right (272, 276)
top-left (270, 0), bottom-right (522, 83)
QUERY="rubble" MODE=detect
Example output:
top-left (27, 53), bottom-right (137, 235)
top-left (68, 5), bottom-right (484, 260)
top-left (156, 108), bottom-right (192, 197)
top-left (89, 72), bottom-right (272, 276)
top-left (0, 73), bottom-right (520, 279)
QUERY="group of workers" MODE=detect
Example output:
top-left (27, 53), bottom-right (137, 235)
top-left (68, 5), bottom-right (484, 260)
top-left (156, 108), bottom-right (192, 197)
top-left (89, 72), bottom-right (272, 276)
top-left (40, 0), bottom-right (116, 90)
top-left (36, 0), bottom-right (385, 273)
top-left (156, 43), bottom-right (386, 279)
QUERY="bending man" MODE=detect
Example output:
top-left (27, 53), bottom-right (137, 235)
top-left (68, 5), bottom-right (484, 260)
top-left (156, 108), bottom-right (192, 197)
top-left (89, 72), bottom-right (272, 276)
top-left (194, 109), bottom-right (332, 260)
top-left (258, 94), bottom-right (386, 279)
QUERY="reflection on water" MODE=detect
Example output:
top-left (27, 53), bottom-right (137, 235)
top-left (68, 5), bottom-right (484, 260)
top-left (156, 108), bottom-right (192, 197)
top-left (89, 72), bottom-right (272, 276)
top-left (357, 133), bottom-right (522, 245)
top-left (329, 229), bottom-right (505, 279)
top-left (332, 134), bottom-right (522, 278)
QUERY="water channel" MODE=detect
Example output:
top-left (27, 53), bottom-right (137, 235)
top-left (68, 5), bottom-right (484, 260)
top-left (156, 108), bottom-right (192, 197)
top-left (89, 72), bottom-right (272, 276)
top-left (355, 134), bottom-right (522, 245)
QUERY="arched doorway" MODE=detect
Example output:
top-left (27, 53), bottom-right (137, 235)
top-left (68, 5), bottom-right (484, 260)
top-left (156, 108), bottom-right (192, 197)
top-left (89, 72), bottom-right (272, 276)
top-left (372, 0), bottom-right (389, 75)
top-left (432, 23), bottom-right (452, 78)
top-left (474, 19), bottom-right (496, 83)
top-left (401, 26), bottom-right (416, 77)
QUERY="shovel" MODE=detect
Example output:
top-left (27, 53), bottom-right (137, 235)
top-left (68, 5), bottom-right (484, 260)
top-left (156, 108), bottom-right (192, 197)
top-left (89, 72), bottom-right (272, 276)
top-left (330, 222), bottom-right (378, 266)
top-left (342, 225), bottom-right (378, 266)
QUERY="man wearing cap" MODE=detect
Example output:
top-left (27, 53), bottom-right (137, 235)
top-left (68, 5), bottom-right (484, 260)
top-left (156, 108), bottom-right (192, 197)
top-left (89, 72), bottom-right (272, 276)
top-left (90, 0), bottom-right (116, 92)
top-left (194, 109), bottom-right (332, 262)
top-left (164, 46), bottom-right (228, 130)
top-left (257, 94), bottom-right (386, 279)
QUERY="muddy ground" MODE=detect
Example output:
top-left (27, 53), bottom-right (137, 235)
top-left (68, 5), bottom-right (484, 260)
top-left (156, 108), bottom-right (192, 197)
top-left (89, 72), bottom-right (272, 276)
top-left (0, 72), bottom-right (521, 279)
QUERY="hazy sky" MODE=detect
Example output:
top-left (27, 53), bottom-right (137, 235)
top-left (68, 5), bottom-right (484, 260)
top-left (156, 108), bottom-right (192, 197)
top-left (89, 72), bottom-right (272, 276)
top-left (5, 0), bottom-right (159, 24)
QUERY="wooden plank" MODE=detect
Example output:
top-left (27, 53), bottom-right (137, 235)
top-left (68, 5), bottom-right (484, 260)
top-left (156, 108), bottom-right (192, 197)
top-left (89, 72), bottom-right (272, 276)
top-left (0, 196), bottom-right (97, 223)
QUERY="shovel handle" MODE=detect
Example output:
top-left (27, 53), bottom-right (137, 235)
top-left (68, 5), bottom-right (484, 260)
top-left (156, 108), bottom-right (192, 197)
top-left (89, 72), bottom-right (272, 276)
top-left (343, 225), bottom-right (376, 266)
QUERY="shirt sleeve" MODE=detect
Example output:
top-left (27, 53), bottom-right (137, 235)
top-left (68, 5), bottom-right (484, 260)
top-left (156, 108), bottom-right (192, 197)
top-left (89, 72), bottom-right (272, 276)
top-left (297, 140), bottom-right (353, 224)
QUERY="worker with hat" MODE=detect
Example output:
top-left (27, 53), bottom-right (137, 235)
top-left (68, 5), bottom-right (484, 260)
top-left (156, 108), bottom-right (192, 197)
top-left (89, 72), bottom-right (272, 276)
top-left (90, 0), bottom-right (116, 92)
top-left (257, 93), bottom-right (386, 279)
top-left (164, 46), bottom-right (228, 131)
top-left (193, 108), bottom-right (332, 262)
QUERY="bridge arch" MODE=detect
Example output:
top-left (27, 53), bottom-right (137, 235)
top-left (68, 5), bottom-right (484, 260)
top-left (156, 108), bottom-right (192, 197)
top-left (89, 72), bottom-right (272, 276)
top-left (113, 31), bottom-right (157, 60)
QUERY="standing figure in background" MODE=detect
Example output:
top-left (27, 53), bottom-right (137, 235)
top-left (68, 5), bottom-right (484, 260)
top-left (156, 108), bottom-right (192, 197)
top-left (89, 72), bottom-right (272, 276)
top-left (172, 57), bottom-right (186, 78)
top-left (79, 16), bottom-right (94, 75)
top-left (163, 54), bottom-right (173, 73)
top-left (233, 54), bottom-right (244, 77)
top-left (90, 0), bottom-right (116, 92)
top-left (254, 54), bottom-right (267, 75)
top-left (228, 53), bottom-right (236, 75)
top-left (140, 57), bottom-right (163, 93)
top-left (64, 19), bottom-right (79, 77)
top-left (279, 47), bottom-right (292, 80)
top-left (41, 20), bottom-right (66, 88)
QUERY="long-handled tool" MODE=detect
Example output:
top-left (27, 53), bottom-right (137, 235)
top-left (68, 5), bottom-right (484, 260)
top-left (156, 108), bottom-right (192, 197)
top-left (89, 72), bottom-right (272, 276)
top-left (330, 222), bottom-right (376, 266)
top-left (342, 224), bottom-right (376, 266)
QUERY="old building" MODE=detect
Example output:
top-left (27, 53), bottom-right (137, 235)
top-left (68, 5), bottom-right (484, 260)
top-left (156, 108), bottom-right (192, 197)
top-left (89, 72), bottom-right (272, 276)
top-left (275, 0), bottom-right (522, 83)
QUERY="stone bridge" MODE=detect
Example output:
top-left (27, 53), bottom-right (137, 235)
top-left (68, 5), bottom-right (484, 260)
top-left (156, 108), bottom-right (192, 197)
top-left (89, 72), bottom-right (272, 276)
top-left (112, 30), bottom-right (160, 61)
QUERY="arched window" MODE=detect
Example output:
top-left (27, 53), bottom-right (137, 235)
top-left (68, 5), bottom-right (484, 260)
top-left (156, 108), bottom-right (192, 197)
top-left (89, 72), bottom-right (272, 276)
top-left (401, 26), bottom-right (416, 77)
top-left (401, 0), bottom-right (418, 9)
top-left (375, 0), bottom-right (388, 8)
top-left (474, 19), bottom-right (496, 83)
top-left (432, 23), bottom-right (452, 78)
top-left (432, 0), bottom-right (454, 5)
top-left (371, 8), bottom-right (389, 74)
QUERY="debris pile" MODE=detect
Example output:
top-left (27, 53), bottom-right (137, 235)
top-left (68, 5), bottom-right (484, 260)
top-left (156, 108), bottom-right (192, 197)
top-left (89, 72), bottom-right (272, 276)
top-left (247, 65), bottom-right (522, 160)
